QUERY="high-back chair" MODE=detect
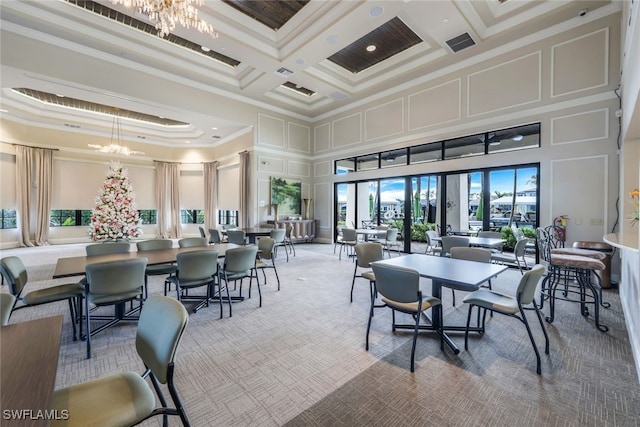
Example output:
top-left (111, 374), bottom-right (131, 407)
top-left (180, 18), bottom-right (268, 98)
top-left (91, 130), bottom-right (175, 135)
top-left (338, 228), bottom-right (358, 260)
top-left (367, 263), bottom-right (442, 372)
top-left (440, 236), bottom-right (469, 257)
top-left (450, 247), bottom-right (493, 307)
top-left (165, 250), bottom-right (226, 317)
top-left (0, 292), bottom-right (16, 326)
top-left (491, 238), bottom-right (530, 274)
top-left (425, 230), bottom-right (442, 256)
top-left (255, 237), bottom-right (280, 290)
top-left (178, 237), bottom-right (208, 248)
top-left (270, 228), bottom-right (288, 262)
top-left (0, 256), bottom-right (83, 340)
top-left (198, 226), bottom-right (207, 239)
top-left (226, 230), bottom-right (247, 245)
top-left (209, 229), bottom-right (223, 244)
top-left (86, 241), bottom-right (131, 256)
top-left (462, 264), bottom-right (548, 374)
top-left (136, 239), bottom-right (177, 299)
top-left (83, 258), bottom-right (147, 359)
top-left (352, 242), bottom-right (383, 303)
top-left (52, 295), bottom-right (191, 426)
top-left (220, 245), bottom-right (260, 314)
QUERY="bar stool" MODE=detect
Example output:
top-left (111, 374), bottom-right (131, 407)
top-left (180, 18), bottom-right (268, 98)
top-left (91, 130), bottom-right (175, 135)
top-left (536, 226), bottom-right (608, 332)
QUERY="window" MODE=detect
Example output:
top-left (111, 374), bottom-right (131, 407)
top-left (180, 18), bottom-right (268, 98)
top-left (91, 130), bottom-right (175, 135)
top-left (138, 210), bottom-right (157, 224)
top-left (50, 210), bottom-right (93, 226)
top-left (181, 209), bottom-right (205, 224)
top-left (0, 209), bottom-right (17, 229)
top-left (218, 210), bottom-right (238, 226)
top-left (335, 123), bottom-right (540, 174)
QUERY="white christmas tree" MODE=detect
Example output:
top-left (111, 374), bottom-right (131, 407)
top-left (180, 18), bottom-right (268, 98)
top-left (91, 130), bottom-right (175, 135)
top-left (89, 161), bottom-right (143, 241)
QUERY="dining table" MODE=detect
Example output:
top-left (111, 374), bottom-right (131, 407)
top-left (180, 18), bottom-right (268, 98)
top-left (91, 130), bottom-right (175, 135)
top-left (52, 243), bottom-right (240, 279)
top-left (371, 254), bottom-right (508, 354)
top-left (1, 315), bottom-right (63, 427)
top-left (236, 227), bottom-right (274, 244)
top-left (355, 228), bottom-right (387, 241)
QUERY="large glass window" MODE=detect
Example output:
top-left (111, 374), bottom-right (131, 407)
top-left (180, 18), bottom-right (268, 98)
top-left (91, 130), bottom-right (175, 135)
top-left (0, 209), bottom-right (17, 229)
top-left (444, 135), bottom-right (485, 160)
top-left (410, 143), bottom-right (441, 164)
top-left (181, 209), bottom-right (204, 224)
top-left (50, 210), bottom-right (92, 227)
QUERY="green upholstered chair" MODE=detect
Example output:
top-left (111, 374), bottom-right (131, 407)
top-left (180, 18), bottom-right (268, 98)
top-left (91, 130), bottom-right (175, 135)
top-left (439, 236), bottom-right (470, 306)
top-left (136, 239), bottom-right (177, 299)
top-left (220, 245), bottom-right (259, 315)
top-left (0, 256), bottom-right (83, 339)
top-left (270, 228), bottom-right (288, 262)
top-left (83, 258), bottom-right (147, 359)
top-left (85, 242), bottom-right (131, 256)
top-left (338, 228), bottom-right (358, 261)
top-left (367, 263), bottom-right (442, 372)
top-left (165, 250), bottom-right (227, 317)
top-left (255, 237), bottom-right (280, 290)
top-left (352, 242), bottom-right (383, 303)
top-left (226, 230), bottom-right (247, 245)
top-left (52, 295), bottom-right (190, 427)
top-left (209, 228), bottom-right (223, 244)
top-left (198, 226), bottom-right (207, 239)
top-left (0, 292), bottom-right (16, 326)
top-left (178, 237), bottom-right (208, 248)
top-left (462, 264), bottom-right (548, 374)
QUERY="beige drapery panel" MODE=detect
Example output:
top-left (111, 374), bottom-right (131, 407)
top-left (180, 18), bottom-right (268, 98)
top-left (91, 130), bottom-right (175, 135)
top-left (238, 151), bottom-right (250, 228)
top-left (203, 161), bottom-right (218, 231)
top-left (15, 146), bottom-right (54, 247)
top-left (155, 161), bottom-right (182, 239)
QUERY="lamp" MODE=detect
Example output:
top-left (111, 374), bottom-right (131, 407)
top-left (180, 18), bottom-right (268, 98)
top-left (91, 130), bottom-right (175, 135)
top-left (89, 108), bottom-right (145, 156)
top-left (111, 0), bottom-right (218, 38)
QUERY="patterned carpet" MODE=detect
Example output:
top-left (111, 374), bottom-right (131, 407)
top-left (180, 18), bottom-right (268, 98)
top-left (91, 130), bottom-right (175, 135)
top-left (2, 242), bottom-right (639, 426)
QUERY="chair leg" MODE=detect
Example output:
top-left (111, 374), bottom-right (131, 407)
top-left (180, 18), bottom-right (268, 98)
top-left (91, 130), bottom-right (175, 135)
top-left (365, 291), bottom-right (375, 351)
top-left (519, 307), bottom-right (542, 375)
top-left (451, 289), bottom-right (456, 306)
top-left (410, 308), bottom-right (421, 372)
top-left (533, 303), bottom-right (550, 355)
top-left (273, 264), bottom-right (280, 291)
top-left (464, 305), bottom-right (474, 351)
top-left (85, 296), bottom-right (91, 359)
top-left (67, 298), bottom-right (77, 341)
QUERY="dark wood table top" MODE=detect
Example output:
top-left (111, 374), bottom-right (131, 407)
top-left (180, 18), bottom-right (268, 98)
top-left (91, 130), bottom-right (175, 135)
top-left (53, 243), bottom-right (239, 279)
top-left (1, 315), bottom-right (63, 427)
top-left (234, 228), bottom-right (274, 235)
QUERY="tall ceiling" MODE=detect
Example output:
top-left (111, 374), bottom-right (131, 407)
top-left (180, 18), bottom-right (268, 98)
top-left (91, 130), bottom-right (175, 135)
top-left (0, 0), bottom-right (616, 150)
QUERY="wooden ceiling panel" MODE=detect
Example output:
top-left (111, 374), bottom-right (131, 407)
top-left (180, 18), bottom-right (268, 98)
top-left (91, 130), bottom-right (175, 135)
top-left (222, 0), bottom-right (309, 30)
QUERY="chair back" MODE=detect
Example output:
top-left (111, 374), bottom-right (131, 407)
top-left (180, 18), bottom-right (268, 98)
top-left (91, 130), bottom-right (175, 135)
top-left (198, 226), bottom-right (207, 238)
top-left (285, 224), bottom-right (294, 239)
top-left (516, 264), bottom-right (545, 305)
top-left (536, 227), bottom-right (552, 262)
top-left (513, 238), bottom-right (529, 256)
top-left (450, 247), bottom-right (491, 263)
top-left (342, 228), bottom-right (357, 242)
top-left (226, 230), bottom-right (247, 245)
top-left (426, 230), bottom-right (439, 243)
top-left (258, 237), bottom-right (276, 260)
top-left (86, 242), bottom-right (131, 256)
top-left (136, 239), bottom-right (173, 252)
top-left (371, 263), bottom-right (420, 303)
top-left (176, 250), bottom-right (219, 281)
top-left (209, 229), bottom-right (222, 244)
top-left (136, 295), bottom-right (188, 384)
top-left (440, 236), bottom-right (469, 256)
top-left (477, 231), bottom-right (502, 239)
top-left (222, 224), bottom-right (237, 231)
top-left (511, 224), bottom-right (525, 241)
top-left (375, 224), bottom-right (390, 230)
top-left (270, 228), bottom-right (286, 243)
top-left (354, 242), bottom-right (384, 268)
top-left (0, 256), bottom-right (28, 297)
top-left (1, 293), bottom-right (16, 326)
top-left (85, 258), bottom-right (147, 298)
top-left (224, 245), bottom-right (258, 273)
top-left (178, 237), bottom-right (208, 248)
top-left (385, 228), bottom-right (399, 243)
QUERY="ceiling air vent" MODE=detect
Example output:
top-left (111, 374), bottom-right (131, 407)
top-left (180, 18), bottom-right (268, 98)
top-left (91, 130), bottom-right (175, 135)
top-left (275, 67), bottom-right (294, 78)
top-left (445, 32), bottom-right (476, 53)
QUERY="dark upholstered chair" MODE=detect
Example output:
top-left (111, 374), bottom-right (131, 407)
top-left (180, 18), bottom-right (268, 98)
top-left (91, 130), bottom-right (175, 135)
top-left (178, 237), bottom-right (208, 248)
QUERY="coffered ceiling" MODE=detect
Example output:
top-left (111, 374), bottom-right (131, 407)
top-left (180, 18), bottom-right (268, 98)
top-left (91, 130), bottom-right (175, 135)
top-left (0, 0), bottom-right (616, 150)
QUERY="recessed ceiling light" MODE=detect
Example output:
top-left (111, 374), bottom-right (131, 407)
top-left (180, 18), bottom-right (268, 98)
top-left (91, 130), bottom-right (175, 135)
top-left (327, 35), bottom-right (340, 44)
top-left (211, 127), bottom-right (218, 130)
top-left (511, 134), bottom-right (523, 141)
top-left (296, 58), bottom-right (306, 65)
top-left (185, 141), bottom-right (190, 144)
top-left (366, 45), bottom-right (376, 52)
top-left (201, 46), bottom-right (211, 52)
top-left (442, 18), bottom-right (449, 23)
top-left (369, 6), bottom-right (384, 17)
top-left (55, 94), bottom-right (65, 97)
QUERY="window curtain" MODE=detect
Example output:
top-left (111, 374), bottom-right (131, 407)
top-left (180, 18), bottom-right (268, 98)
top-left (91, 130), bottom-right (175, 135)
top-left (203, 161), bottom-right (218, 231)
top-left (238, 151), bottom-right (250, 228)
top-left (15, 146), bottom-right (34, 247)
top-left (155, 161), bottom-right (182, 239)
top-left (15, 146), bottom-right (54, 247)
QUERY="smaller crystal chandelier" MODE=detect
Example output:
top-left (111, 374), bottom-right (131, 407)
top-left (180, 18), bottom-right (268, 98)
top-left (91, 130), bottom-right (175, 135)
top-left (89, 108), bottom-right (145, 156)
top-left (111, 0), bottom-right (218, 38)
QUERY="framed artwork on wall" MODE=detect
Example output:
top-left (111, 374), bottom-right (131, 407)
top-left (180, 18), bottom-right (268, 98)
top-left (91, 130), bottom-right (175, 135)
top-left (271, 177), bottom-right (301, 215)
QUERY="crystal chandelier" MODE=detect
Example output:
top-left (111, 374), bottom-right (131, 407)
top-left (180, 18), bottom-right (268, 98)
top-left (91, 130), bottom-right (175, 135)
top-left (89, 108), bottom-right (145, 156)
top-left (111, 0), bottom-right (218, 38)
